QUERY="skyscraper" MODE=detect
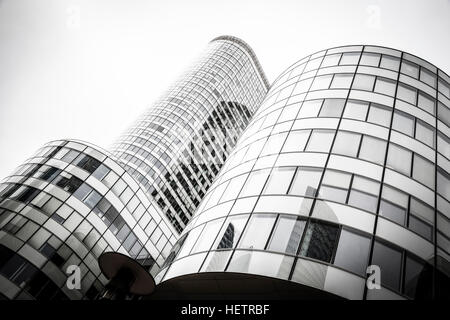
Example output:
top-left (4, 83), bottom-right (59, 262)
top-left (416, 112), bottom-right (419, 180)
top-left (0, 36), bottom-right (268, 300)
top-left (154, 45), bottom-right (450, 300)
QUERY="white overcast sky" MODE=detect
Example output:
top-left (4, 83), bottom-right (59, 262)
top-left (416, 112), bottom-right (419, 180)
top-left (0, 0), bottom-right (449, 179)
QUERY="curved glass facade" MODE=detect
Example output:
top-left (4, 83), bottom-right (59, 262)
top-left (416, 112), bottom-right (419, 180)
top-left (0, 140), bottom-right (177, 299)
top-left (110, 36), bottom-right (269, 233)
top-left (158, 45), bottom-right (450, 300)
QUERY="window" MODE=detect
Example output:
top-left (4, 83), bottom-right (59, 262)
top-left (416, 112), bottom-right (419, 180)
top-left (438, 133), bottom-right (450, 159)
top-left (352, 74), bottom-right (375, 91)
top-left (379, 185), bottom-right (408, 225)
top-left (73, 183), bottom-right (93, 202)
top-left (438, 102), bottom-right (450, 127)
top-left (289, 167), bottom-right (322, 197)
top-left (299, 221), bottom-right (339, 263)
top-left (321, 54), bottom-right (341, 67)
top-left (374, 78), bottom-right (396, 96)
top-left (83, 189), bottom-right (102, 209)
top-left (319, 99), bottom-right (345, 117)
top-left (380, 55), bottom-right (400, 71)
top-left (359, 136), bottom-right (386, 164)
top-left (319, 170), bottom-right (351, 203)
top-left (367, 104), bottom-right (391, 127)
top-left (260, 133), bottom-right (287, 156)
top-left (437, 169), bottom-right (450, 201)
top-left (310, 75), bottom-right (332, 91)
top-left (305, 130), bottom-right (335, 153)
top-left (392, 110), bottom-right (414, 136)
top-left (415, 120), bottom-right (434, 148)
top-left (343, 100), bottom-right (369, 120)
top-left (191, 219), bottom-right (224, 253)
top-left (404, 255), bottom-right (431, 299)
top-left (220, 174), bottom-right (248, 203)
top-left (214, 215), bottom-right (249, 250)
top-left (334, 229), bottom-right (371, 275)
top-left (298, 100), bottom-right (322, 118)
top-left (54, 174), bottom-right (82, 194)
top-left (239, 169), bottom-right (270, 197)
top-left (73, 154), bottom-right (102, 174)
top-left (92, 164), bottom-right (110, 181)
top-left (360, 52), bottom-right (380, 67)
top-left (409, 215), bottom-right (433, 241)
top-left (282, 130), bottom-right (310, 153)
top-left (348, 176), bottom-right (379, 213)
top-left (401, 61), bottom-right (419, 79)
top-left (332, 131), bottom-right (361, 157)
top-left (238, 214), bottom-right (277, 250)
top-left (418, 92), bottom-right (435, 114)
top-left (61, 150), bottom-right (79, 163)
top-left (330, 74), bottom-right (353, 89)
top-left (386, 144), bottom-right (412, 175)
top-left (420, 69), bottom-right (436, 88)
top-left (267, 216), bottom-right (306, 255)
top-left (397, 83), bottom-right (417, 105)
top-left (263, 167), bottom-right (296, 195)
top-left (412, 155), bottom-right (435, 189)
top-left (372, 241), bottom-right (402, 291)
top-left (339, 52), bottom-right (360, 65)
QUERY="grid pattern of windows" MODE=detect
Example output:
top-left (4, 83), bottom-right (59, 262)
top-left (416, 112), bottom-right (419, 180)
top-left (159, 45), bottom-right (450, 300)
top-left (110, 36), bottom-right (268, 233)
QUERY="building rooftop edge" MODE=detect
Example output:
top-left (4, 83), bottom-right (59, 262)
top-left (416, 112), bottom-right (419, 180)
top-left (211, 35), bottom-right (271, 90)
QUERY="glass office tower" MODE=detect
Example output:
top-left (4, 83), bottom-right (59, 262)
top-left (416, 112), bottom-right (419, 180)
top-left (0, 36), bottom-right (269, 300)
top-left (110, 36), bottom-right (269, 233)
top-left (155, 45), bottom-right (450, 300)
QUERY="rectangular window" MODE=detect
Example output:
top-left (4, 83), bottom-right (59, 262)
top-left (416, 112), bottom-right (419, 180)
top-left (348, 176), bottom-right (379, 213)
top-left (401, 61), bottom-right (419, 79)
top-left (374, 77), bottom-right (396, 96)
top-left (415, 120), bottom-right (435, 148)
top-left (319, 99), bottom-right (345, 118)
top-left (372, 241), bottom-right (402, 291)
top-left (352, 74), bottom-right (376, 91)
top-left (386, 144), bottom-right (412, 176)
top-left (260, 133), bottom-right (288, 156)
top-left (263, 167), bottom-right (296, 195)
top-left (238, 214), bottom-right (277, 250)
top-left (379, 185), bottom-right (408, 225)
top-left (299, 221), bottom-right (339, 263)
top-left (380, 55), bottom-right (400, 71)
top-left (282, 130), bottom-right (311, 153)
top-left (332, 131), bottom-right (361, 157)
top-left (343, 100), bottom-right (369, 121)
top-left (334, 229), bottom-right (371, 276)
top-left (420, 69), bottom-right (436, 88)
top-left (191, 218), bottom-right (224, 254)
top-left (417, 92), bottom-right (435, 114)
top-left (438, 133), bottom-right (450, 159)
top-left (397, 83), bottom-right (417, 105)
top-left (392, 110), bottom-right (415, 136)
top-left (412, 154), bottom-right (435, 189)
top-left (289, 167), bottom-right (322, 197)
top-left (305, 130), bottom-right (335, 153)
top-left (360, 52), bottom-right (380, 67)
top-left (268, 216), bottom-right (306, 255)
top-left (367, 104), bottom-right (391, 127)
top-left (330, 74), bottom-right (353, 89)
top-left (339, 52), bottom-right (360, 65)
top-left (321, 54), bottom-right (341, 67)
top-left (239, 169), bottom-right (270, 197)
top-left (310, 75), bottom-right (332, 91)
top-left (214, 215), bottom-right (249, 250)
top-left (358, 136), bottom-right (386, 165)
top-left (298, 100), bottom-right (323, 118)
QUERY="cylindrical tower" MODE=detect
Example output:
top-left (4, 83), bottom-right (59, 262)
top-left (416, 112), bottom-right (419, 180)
top-left (155, 45), bottom-right (450, 300)
top-left (110, 36), bottom-right (269, 233)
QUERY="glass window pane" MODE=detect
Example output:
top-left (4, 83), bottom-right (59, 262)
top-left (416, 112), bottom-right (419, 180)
top-left (397, 84), bottom-right (417, 105)
top-left (438, 102), bottom-right (450, 127)
top-left (299, 221), bottom-right (339, 263)
top-left (260, 133), bottom-right (287, 156)
top-left (374, 78), bottom-right (396, 96)
top-left (386, 144), bottom-right (412, 175)
top-left (310, 75), bottom-right (332, 90)
top-left (319, 185), bottom-right (348, 203)
top-left (332, 131), bottom-right (361, 157)
top-left (360, 52), bottom-right (380, 67)
top-left (409, 215), bottom-right (433, 241)
top-left (191, 219), bottom-right (224, 254)
top-left (289, 167), bottom-right (322, 197)
top-left (412, 155), bottom-right (435, 189)
top-left (330, 74), bottom-right (353, 89)
top-left (401, 61), bottom-right (419, 79)
top-left (352, 74), bottom-right (376, 91)
top-left (420, 69), bottom-right (436, 88)
top-left (348, 189), bottom-right (378, 213)
top-left (415, 120), bottom-right (435, 148)
top-left (359, 136), bottom-right (386, 164)
top-left (306, 130), bottom-right (335, 153)
top-left (367, 104), bottom-right (391, 127)
top-left (392, 110), bottom-right (414, 136)
top-left (379, 185), bottom-right (408, 225)
top-left (239, 169), bottom-right (270, 197)
top-left (380, 55), bottom-right (400, 71)
top-left (339, 52), bottom-right (360, 65)
top-left (319, 99), bottom-right (345, 117)
top-left (321, 170), bottom-right (352, 189)
top-left (343, 100), bottom-right (369, 120)
top-left (410, 197), bottom-right (434, 225)
top-left (282, 130), bottom-right (311, 153)
top-left (404, 255), bottom-right (431, 299)
top-left (298, 100), bottom-right (322, 118)
top-left (334, 229), bottom-right (371, 276)
top-left (438, 133), bottom-right (450, 159)
top-left (437, 169), bottom-right (450, 201)
top-left (417, 92), bottom-right (435, 114)
top-left (220, 174), bottom-right (248, 203)
top-left (268, 216), bottom-right (306, 254)
top-left (372, 241), bottom-right (402, 291)
top-left (263, 167), bottom-right (296, 195)
top-left (238, 214), bottom-right (277, 250)
top-left (321, 54), bottom-right (341, 67)
top-left (214, 215), bottom-right (249, 250)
